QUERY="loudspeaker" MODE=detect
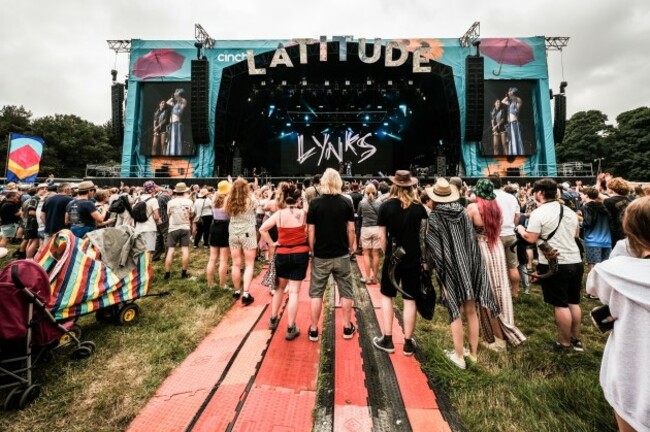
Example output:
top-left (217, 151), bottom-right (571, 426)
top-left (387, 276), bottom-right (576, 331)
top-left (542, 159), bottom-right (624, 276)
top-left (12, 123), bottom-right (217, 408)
top-left (506, 167), bottom-right (521, 176)
top-left (554, 93), bottom-right (567, 144)
top-left (191, 59), bottom-right (210, 143)
top-left (111, 83), bottom-right (124, 147)
top-left (465, 56), bottom-right (484, 142)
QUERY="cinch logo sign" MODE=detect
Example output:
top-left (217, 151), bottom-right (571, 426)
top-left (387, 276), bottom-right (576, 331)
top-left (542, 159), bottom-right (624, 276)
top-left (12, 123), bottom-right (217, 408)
top-left (216, 52), bottom-right (247, 63)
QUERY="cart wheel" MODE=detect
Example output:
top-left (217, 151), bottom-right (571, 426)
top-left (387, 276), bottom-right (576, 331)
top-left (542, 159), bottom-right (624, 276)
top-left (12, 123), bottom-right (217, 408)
top-left (4, 387), bottom-right (22, 411)
top-left (17, 385), bottom-right (40, 410)
top-left (80, 341), bottom-right (96, 354)
top-left (71, 346), bottom-right (92, 360)
top-left (118, 304), bottom-right (139, 325)
top-left (59, 324), bottom-right (82, 346)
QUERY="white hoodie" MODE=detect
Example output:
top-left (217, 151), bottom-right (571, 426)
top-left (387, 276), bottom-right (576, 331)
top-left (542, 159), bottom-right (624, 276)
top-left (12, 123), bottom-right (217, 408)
top-left (587, 241), bottom-right (650, 431)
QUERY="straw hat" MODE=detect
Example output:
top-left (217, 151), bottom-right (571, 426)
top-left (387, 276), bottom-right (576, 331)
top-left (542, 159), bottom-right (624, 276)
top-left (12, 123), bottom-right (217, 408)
top-left (388, 170), bottom-right (418, 187)
top-left (217, 181), bottom-right (231, 195)
top-left (174, 182), bottom-right (190, 194)
top-left (425, 178), bottom-right (460, 203)
top-left (198, 188), bottom-right (209, 198)
top-left (77, 180), bottom-right (96, 192)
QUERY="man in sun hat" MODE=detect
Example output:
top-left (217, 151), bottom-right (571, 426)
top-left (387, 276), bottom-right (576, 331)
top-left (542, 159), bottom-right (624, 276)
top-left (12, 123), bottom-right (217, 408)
top-left (373, 170), bottom-right (428, 357)
top-left (424, 177), bottom-right (498, 369)
top-left (65, 180), bottom-right (104, 238)
top-left (164, 182), bottom-right (195, 280)
top-left (134, 181), bottom-right (161, 255)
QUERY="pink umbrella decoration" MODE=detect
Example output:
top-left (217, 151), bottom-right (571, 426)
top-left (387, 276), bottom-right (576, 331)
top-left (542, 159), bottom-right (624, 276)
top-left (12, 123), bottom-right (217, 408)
top-left (133, 49), bottom-right (186, 79)
top-left (480, 38), bottom-right (534, 76)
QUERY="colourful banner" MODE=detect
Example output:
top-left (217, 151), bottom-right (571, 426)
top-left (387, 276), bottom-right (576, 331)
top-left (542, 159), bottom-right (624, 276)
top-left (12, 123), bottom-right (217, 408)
top-left (6, 132), bottom-right (45, 182)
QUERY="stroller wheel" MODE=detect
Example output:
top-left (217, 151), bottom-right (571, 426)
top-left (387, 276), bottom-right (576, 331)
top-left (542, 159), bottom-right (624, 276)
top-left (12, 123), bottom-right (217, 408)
top-left (96, 307), bottom-right (116, 322)
top-left (59, 324), bottom-right (82, 346)
top-left (4, 387), bottom-right (22, 411)
top-left (117, 304), bottom-right (140, 325)
top-left (18, 385), bottom-right (40, 410)
top-left (71, 346), bottom-right (93, 360)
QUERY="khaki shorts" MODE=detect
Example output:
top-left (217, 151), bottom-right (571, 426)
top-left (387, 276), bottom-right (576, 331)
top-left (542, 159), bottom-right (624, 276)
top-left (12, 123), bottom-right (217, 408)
top-left (309, 255), bottom-right (354, 299)
top-left (501, 235), bottom-right (519, 269)
top-left (360, 226), bottom-right (381, 249)
top-left (229, 228), bottom-right (257, 250)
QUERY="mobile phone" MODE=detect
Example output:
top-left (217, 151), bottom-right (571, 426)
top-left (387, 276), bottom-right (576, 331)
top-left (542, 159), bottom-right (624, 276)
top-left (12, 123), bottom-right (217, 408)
top-left (590, 305), bottom-right (615, 333)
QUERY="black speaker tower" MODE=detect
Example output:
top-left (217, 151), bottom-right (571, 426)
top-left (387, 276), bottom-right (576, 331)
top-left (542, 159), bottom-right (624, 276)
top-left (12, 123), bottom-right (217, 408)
top-left (111, 83), bottom-right (124, 147)
top-left (464, 56), bottom-right (484, 142)
top-left (553, 93), bottom-right (567, 144)
top-left (191, 59), bottom-right (210, 143)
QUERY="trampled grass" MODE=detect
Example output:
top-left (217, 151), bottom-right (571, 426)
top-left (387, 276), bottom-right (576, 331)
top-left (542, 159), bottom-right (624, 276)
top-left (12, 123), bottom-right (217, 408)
top-left (0, 245), bottom-right (616, 431)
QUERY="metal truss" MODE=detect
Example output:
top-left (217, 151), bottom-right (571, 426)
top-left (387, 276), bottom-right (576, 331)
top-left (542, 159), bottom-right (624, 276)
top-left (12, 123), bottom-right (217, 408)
top-left (107, 40), bottom-right (131, 54)
top-left (195, 23), bottom-right (215, 49)
top-left (459, 22), bottom-right (480, 48)
top-left (545, 37), bottom-right (570, 51)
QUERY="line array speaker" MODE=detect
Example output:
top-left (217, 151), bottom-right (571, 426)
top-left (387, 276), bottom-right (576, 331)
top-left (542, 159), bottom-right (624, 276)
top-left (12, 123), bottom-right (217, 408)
top-left (191, 59), bottom-right (210, 143)
top-left (110, 83), bottom-right (124, 147)
top-left (464, 56), bottom-right (484, 142)
top-left (554, 93), bottom-right (567, 144)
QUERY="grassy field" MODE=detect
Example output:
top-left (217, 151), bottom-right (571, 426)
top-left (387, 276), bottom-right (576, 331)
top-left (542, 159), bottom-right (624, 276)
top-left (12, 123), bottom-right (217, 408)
top-left (0, 244), bottom-right (616, 431)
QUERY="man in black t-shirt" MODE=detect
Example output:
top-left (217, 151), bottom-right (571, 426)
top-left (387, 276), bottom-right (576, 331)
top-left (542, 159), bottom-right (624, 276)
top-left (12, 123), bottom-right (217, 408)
top-left (348, 182), bottom-right (364, 254)
top-left (307, 168), bottom-right (356, 343)
top-left (42, 183), bottom-right (73, 242)
top-left (0, 191), bottom-right (22, 248)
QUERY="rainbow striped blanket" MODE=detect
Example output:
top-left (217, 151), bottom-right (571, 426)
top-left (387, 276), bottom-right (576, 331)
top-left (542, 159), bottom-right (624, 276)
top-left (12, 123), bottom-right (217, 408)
top-left (37, 229), bottom-right (152, 321)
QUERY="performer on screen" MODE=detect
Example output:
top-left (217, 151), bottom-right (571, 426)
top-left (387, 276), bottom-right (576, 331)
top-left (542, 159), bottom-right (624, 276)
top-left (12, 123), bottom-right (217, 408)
top-left (166, 88), bottom-right (187, 156)
top-left (490, 99), bottom-right (508, 155)
top-left (502, 87), bottom-right (524, 156)
top-left (152, 100), bottom-right (170, 156)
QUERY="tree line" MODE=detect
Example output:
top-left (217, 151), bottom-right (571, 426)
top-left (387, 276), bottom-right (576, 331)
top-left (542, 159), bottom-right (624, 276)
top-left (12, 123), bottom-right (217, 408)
top-left (1, 104), bottom-right (648, 180)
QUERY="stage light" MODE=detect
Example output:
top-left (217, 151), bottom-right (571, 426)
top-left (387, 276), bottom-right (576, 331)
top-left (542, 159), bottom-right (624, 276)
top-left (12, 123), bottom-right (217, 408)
top-left (304, 115), bottom-right (309, 121)
top-left (364, 115), bottom-right (370, 121)
top-left (286, 122), bottom-right (291, 126)
top-left (306, 123), bottom-right (310, 127)
top-left (301, 79), bottom-right (307, 86)
top-left (383, 122), bottom-right (389, 126)
top-left (324, 80), bottom-right (330, 86)
top-left (399, 104), bottom-right (407, 116)
top-left (408, 80), bottom-right (413, 85)
top-left (560, 81), bottom-right (568, 93)
top-left (387, 80), bottom-right (393, 86)
top-left (110, 69), bottom-right (118, 82)
top-left (270, 105), bottom-right (275, 109)
top-left (362, 123), bottom-right (368, 127)
top-left (247, 98), bottom-right (252, 102)
top-left (377, 105), bottom-right (383, 109)
top-left (345, 80), bottom-right (351, 86)
top-left (261, 81), bottom-right (266, 86)
top-left (367, 78), bottom-right (372, 85)
top-left (422, 96), bottom-right (427, 100)
top-left (281, 80), bottom-right (287, 86)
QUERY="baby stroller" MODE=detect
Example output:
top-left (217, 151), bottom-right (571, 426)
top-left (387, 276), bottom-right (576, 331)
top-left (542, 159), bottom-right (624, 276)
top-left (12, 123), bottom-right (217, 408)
top-left (0, 260), bottom-right (95, 410)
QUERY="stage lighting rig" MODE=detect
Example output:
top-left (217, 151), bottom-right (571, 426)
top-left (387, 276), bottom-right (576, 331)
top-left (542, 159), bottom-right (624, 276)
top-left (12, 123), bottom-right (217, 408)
top-left (459, 21), bottom-right (480, 48)
top-left (194, 23), bottom-right (215, 49)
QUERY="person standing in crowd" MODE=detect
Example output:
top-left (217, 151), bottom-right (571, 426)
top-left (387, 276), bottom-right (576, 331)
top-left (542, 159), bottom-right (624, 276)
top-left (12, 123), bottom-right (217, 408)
top-left (467, 179), bottom-right (526, 351)
top-left (449, 177), bottom-right (470, 208)
top-left (260, 184), bottom-right (309, 341)
top-left (153, 186), bottom-right (171, 262)
top-left (425, 178), bottom-right (498, 369)
top-left (372, 171), bottom-right (427, 356)
top-left (306, 168), bottom-right (356, 342)
top-left (586, 196), bottom-right (650, 432)
top-left (193, 188), bottom-right (213, 249)
top-left (580, 187), bottom-right (612, 275)
top-left (41, 183), bottom-right (72, 244)
top-left (0, 191), bottom-right (23, 249)
top-left (225, 178), bottom-right (258, 305)
top-left (24, 186), bottom-right (47, 258)
top-left (516, 178), bottom-right (584, 352)
top-left (489, 175), bottom-right (522, 297)
top-left (134, 181), bottom-right (161, 256)
top-left (348, 182), bottom-right (364, 255)
top-left (65, 181), bottom-right (103, 238)
top-left (166, 88), bottom-right (187, 156)
top-left (304, 174), bottom-right (321, 208)
top-left (164, 182), bottom-right (194, 280)
top-left (206, 181), bottom-right (232, 291)
top-left (603, 177), bottom-right (631, 248)
top-left (93, 189), bottom-right (115, 229)
top-left (358, 183), bottom-right (382, 284)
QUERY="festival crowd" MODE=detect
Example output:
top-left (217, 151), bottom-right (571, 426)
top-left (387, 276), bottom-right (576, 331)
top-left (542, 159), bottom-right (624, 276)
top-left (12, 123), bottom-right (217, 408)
top-left (0, 170), bottom-right (648, 431)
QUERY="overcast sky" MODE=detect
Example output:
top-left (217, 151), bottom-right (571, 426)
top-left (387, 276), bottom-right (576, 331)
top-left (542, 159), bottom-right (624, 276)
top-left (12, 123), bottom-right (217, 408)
top-left (1, 0), bottom-right (648, 125)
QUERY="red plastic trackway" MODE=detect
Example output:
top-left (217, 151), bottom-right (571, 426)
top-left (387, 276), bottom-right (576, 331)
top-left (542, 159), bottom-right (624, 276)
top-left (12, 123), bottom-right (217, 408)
top-left (128, 263), bottom-right (452, 431)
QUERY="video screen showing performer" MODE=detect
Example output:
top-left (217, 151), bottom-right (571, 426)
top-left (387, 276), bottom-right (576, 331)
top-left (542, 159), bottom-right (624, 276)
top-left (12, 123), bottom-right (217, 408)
top-left (481, 80), bottom-right (536, 156)
top-left (140, 82), bottom-right (195, 156)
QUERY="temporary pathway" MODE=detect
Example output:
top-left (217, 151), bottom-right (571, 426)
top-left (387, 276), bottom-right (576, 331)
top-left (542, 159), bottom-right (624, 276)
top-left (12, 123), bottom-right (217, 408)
top-left (128, 262), bottom-right (458, 432)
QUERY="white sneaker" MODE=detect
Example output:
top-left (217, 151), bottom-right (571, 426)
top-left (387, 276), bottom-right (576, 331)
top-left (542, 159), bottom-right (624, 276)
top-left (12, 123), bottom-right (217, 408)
top-left (443, 349), bottom-right (466, 370)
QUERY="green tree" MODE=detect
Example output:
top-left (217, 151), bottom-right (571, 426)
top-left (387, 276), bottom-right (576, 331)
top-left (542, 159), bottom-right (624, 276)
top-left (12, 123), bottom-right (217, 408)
top-left (31, 114), bottom-right (120, 178)
top-left (0, 105), bottom-right (34, 170)
top-left (556, 110), bottom-right (613, 165)
top-left (607, 107), bottom-right (650, 181)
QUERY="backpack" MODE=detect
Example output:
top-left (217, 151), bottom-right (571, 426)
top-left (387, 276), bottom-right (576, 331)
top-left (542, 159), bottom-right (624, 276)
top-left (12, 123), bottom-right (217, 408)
top-left (109, 195), bottom-right (130, 214)
top-left (131, 196), bottom-right (153, 223)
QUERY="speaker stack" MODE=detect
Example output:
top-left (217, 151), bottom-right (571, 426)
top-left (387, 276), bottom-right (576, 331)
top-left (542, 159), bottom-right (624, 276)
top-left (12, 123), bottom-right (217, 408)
top-left (465, 56), bottom-right (485, 142)
top-left (554, 93), bottom-right (567, 144)
top-left (191, 59), bottom-right (210, 143)
top-left (111, 83), bottom-right (125, 147)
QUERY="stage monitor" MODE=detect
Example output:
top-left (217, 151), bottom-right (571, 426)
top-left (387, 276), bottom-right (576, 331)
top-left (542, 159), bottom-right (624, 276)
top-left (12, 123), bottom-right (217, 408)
top-left (481, 80), bottom-right (536, 156)
top-left (140, 82), bottom-right (196, 156)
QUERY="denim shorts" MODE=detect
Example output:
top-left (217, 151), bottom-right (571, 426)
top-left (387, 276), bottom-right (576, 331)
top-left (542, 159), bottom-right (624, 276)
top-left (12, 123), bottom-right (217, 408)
top-left (275, 252), bottom-right (310, 281)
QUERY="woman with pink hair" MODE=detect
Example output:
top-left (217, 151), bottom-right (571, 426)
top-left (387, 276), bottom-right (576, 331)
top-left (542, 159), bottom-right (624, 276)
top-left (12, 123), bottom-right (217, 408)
top-left (467, 179), bottom-right (526, 351)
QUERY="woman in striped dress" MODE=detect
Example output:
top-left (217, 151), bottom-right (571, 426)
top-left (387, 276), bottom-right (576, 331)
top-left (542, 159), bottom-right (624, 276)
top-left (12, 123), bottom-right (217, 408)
top-left (467, 179), bottom-right (526, 351)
